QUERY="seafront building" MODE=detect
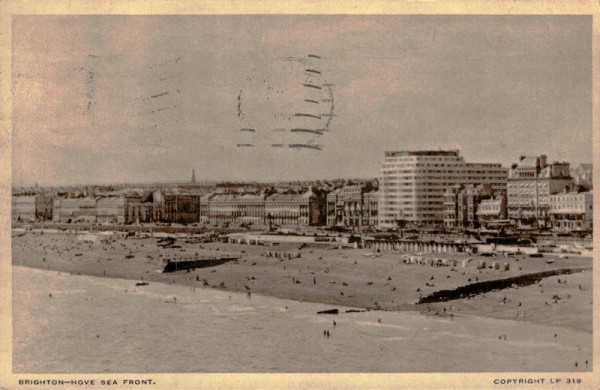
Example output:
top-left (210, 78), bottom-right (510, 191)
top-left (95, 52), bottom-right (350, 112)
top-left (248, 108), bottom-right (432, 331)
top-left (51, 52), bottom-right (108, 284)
top-left (336, 185), bottom-right (365, 226)
top-left (364, 190), bottom-right (379, 227)
top-left (201, 191), bottom-right (324, 227)
top-left (456, 185), bottom-right (492, 229)
top-left (50, 192), bottom-right (168, 225)
top-left (549, 190), bottom-right (593, 232)
top-left (163, 194), bottom-right (201, 225)
top-left (53, 197), bottom-right (97, 223)
top-left (324, 184), bottom-right (379, 229)
top-left (199, 194), bottom-right (212, 223)
top-left (378, 150), bottom-right (508, 228)
top-left (506, 155), bottom-right (572, 228)
top-left (443, 185), bottom-right (507, 230)
top-left (208, 194), bottom-right (244, 225)
top-left (96, 196), bottom-right (126, 224)
top-left (39, 189), bottom-right (328, 227)
top-left (326, 189), bottom-right (341, 226)
top-left (443, 184), bottom-right (500, 229)
top-left (11, 195), bottom-right (53, 222)
top-left (12, 154), bottom-right (589, 232)
top-left (125, 192), bottom-right (154, 224)
top-left (208, 194), bottom-right (266, 225)
top-left (265, 190), bottom-right (326, 227)
top-left (443, 185), bottom-right (462, 229)
top-left (476, 191), bottom-right (508, 228)
top-left (325, 184), bottom-right (378, 229)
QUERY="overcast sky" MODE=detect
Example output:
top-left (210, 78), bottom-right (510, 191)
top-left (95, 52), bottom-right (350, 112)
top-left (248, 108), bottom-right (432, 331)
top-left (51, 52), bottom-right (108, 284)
top-left (12, 15), bottom-right (592, 186)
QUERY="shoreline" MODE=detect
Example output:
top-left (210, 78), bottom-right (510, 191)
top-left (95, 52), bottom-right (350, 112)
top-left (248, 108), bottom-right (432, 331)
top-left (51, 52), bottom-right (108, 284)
top-left (11, 231), bottom-right (593, 332)
top-left (12, 265), bottom-right (593, 373)
top-left (12, 264), bottom-right (365, 313)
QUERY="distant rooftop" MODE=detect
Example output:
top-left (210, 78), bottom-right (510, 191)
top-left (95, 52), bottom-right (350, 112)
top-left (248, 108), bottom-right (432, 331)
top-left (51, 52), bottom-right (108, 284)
top-left (517, 156), bottom-right (539, 169)
top-left (385, 150), bottom-right (460, 157)
top-left (266, 190), bottom-right (314, 201)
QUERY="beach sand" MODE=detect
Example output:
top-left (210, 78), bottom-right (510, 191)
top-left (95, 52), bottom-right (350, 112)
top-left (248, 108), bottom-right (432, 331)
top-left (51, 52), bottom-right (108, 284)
top-left (12, 231), bottom-right (592, 332)
top-left (13, 265), bottom-right (592, 373)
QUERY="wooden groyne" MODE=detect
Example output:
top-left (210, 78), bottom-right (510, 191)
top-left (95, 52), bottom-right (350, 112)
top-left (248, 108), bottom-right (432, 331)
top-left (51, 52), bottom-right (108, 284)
top-left (163, 257), bottom-right (238, 273)
top-left (417, 267), bottom-right (589, 304)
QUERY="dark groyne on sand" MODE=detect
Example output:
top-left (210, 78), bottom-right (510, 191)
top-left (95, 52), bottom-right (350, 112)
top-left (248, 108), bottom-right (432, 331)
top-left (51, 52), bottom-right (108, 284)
top-left (417, 267), bottom-right (590, 304)
top-left (163, 257), bottom-right (237, 273)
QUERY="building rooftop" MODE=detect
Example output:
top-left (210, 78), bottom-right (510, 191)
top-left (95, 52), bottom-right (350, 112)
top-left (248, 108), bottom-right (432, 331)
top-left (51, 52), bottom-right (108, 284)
top-left (266, 191), bottom-right (314, 202)
top-left (210, 193), bottom-right (264, 202)
top-left (384, 150), bottom-right (460, 157)
top-left (339, 185), bottom-right (365, 193)
top-left (516, 156), bottom-right (540, 169)
top-left (210, 194), bottom-right (237, 201)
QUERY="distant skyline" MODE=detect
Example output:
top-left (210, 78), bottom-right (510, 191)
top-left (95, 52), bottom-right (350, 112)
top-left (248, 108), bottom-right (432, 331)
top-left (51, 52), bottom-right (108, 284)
top-left (12, 15), bottom-right (592, 186)
top-left (12, 175), bottom-right (379, 190)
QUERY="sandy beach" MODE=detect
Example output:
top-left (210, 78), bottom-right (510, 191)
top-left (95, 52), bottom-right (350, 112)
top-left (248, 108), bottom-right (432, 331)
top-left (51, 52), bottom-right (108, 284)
top-left (12, 231), bottom-right (592, 331)
top-left (11, 230), bottom-right (593, 373)
top-left (13, 265), bottom-right (592, 373)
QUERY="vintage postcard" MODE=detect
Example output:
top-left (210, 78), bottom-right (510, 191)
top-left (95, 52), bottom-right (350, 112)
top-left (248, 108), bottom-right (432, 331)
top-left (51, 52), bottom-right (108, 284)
top-left (0, 1), bottom-right (598, 389)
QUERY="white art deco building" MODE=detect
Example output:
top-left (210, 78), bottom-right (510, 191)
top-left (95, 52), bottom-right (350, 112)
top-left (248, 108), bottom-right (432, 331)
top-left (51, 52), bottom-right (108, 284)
top-left (378, 150), bottom-right (508, 227)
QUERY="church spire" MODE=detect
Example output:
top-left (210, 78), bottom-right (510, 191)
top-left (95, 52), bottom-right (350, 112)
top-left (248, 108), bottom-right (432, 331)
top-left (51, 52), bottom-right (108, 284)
top-left (191, 169), bottom-right (196, 185)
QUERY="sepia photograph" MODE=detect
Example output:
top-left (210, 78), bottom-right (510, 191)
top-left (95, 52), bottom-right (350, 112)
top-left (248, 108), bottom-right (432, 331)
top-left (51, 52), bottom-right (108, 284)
top-left (1, 1), bottom-right (598, 388)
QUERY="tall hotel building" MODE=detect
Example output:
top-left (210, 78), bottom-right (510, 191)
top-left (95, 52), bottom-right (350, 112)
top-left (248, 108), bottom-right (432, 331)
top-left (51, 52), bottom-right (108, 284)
top-left (378, 150), bottom-right (508, 227)
top-left (506, 155), bottom-right (572, 227)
